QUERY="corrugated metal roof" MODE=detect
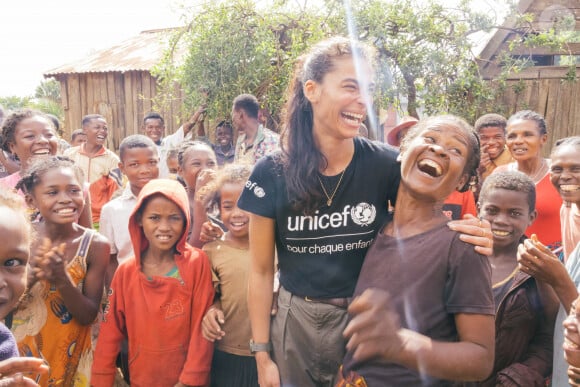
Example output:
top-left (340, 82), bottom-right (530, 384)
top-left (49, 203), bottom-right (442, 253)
top-left (44, 28), bottom-right (184, 76)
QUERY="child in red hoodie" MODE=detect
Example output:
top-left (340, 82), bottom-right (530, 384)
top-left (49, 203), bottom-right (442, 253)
top-left (91, 179), bottom-right (214, 386)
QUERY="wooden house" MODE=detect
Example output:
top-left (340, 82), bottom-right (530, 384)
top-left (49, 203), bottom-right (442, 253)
top-left (44, 29), bottom-right (186, 152)
top-left (478, 0), bottom-right (580, 153)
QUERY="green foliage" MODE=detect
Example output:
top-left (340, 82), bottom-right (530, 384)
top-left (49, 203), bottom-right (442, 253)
top-left (350, 0), bottom-right (497, 121)
top-left (0, 96), bottom-right (32, 111)
top-left (153, 0), bottom-right (577, 134)
top-left (0, 79), bottom-right (63, 122)
top-left (152, 0), bottom-right (332, 130)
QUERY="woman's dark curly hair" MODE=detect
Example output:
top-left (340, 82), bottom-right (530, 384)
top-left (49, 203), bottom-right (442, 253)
top-left (197, 163), bottom-right (252, 215)
top-left (1, 109), bottom-right (55, 153)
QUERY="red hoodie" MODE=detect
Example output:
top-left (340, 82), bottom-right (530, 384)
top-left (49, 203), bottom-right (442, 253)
top-left (91, 179), bottom-right (214, 386)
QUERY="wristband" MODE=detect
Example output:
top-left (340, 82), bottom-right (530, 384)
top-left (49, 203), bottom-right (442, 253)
top-left (249, 339), bottom-right (272, 354)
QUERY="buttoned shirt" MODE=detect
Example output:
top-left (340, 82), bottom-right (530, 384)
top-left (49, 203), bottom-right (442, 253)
top-left (235, 125), bottom-right (280, 165)
top-left (99, 185), bottom-right (138, 264)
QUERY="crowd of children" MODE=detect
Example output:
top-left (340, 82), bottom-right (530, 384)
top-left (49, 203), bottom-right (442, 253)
top-left (0, 34), bottom-right (579, 387)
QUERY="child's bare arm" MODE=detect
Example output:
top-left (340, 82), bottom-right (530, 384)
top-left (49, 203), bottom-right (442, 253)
top-left (105, 253), bottom-right (118, 290)
top-left (47, 234), bottom-right (110, 325)
top-left (201, 300), bottom-right (224, 342)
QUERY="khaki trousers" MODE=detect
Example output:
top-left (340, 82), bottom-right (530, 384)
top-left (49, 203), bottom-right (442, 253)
top-left (271, 286), bottom-right (349, 387)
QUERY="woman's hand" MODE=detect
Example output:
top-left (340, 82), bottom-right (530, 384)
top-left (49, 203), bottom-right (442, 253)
top-left (517, 237), bottom-right (566, 287)
top-left (343, 288), bottom-right (403, 363)
top-left (255, 353), bottom-right (281, 387)
top-left (565, 300), bottom-right (580, 370)
top-left (447, 214), bottom-right (493, 256)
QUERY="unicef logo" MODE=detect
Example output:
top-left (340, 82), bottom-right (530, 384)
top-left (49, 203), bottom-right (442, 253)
top-left (350, 202), bottom-right (376, 226)
top-left (254, 186), bottom-right (265, 198)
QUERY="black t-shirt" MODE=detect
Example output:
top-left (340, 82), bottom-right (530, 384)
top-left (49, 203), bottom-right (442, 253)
top-left (238, 137), bottom-right (400, 298)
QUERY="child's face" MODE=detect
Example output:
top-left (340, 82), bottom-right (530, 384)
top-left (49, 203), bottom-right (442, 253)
top-left (478, 188), bottom-right (536, 251)
top-left (220, 182), bottom-right (249, 240)
top-left (478, 126), bottom-right (506, 160)
top-left (10, 116), bottom-right (58, 166)
top-left (83, 118), bottom-right (108, 147)
top-left (550, 144), bottom-right (580, 206)
top-left (27, 167), bottom-right (85, 224)
top-left (71, 133), bottom-right (87, 147)
top-left (119, 147), bottom-right (159, 192)
top-left (0, 207), bottom-right (29, 319)
top-left (138, 195), bottom-right (185, 253)
top-left (178, 146), bottom-right (217, 191)
top-left (400, 123), bottom-right (471, 201)
top-left (215, 125), bottom-right (233, 147)
top-left (143, 118), bottom-right (165, 144)
top-left (166, 155), bottom-right (179, 175)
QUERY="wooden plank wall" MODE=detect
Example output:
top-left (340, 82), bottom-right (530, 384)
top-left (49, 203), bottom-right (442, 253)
top-left (491, 77), bottom-right (580, 157)
top-left (57, 71), bottom-right (186, 153)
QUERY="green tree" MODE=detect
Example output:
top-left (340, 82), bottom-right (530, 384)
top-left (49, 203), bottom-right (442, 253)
top-left (31, 78), bottom-right (63, 121)
top-left (0, 78), bottom-right (63, 122)
top-left (154, 0), bottom-right (574, 134)
top-left (0, 96), bottom-right (32, 111)
top-left (153, 0), bottom-right (337, 130)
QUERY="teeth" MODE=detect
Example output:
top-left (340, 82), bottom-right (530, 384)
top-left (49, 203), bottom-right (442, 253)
top-left (561, 185), bottom-right (580, 192)
top-left (492, 230), bottom-right (510, 237)
top-left (417, 159), bottom-right (442, 177)
top-left (231, 222), bottom-right (247, 227)
top-left (158, 235), bottom-right (171, 240)
top-left (57, 208), bottom-right (74, 214)
top-left (33, 150), bottom-right (50, 155)
top-left (342, 112), bottom-right (363, 124)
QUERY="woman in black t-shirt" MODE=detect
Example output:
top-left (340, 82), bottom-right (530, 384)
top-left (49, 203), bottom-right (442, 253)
top-left (237, 37), bottom-right (494, 387)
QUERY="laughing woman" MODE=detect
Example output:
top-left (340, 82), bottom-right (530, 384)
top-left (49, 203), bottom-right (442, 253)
top-left (495, 110), bottom-right (562, 253)
top-left (339, 115), bottom-right (495, 386)
top-left (237, 37), bottom-right (494, 387)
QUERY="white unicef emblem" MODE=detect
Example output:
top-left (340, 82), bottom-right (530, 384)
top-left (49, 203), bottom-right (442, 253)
top-left (254, 187), bottom-right (266, 198)
top-left (350, 203), bottom-right (376, 226)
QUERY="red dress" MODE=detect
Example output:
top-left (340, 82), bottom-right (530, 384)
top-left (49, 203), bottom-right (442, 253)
top-left (527, 172), bottom-right (562, 250)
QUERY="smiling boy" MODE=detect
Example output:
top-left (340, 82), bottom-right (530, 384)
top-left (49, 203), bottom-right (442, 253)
top-left (99, 134), bottom-right (160, 287)
top-left (475, 113), bottom-right (513, 183)
top-left (64, 114), bottom-right (121, 227)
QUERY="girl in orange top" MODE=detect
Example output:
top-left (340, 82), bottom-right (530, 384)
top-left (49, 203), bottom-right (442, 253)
top-left (11, 156), bottom-right (110, 385)
top-left (92, 179), bottom-right (214, 386)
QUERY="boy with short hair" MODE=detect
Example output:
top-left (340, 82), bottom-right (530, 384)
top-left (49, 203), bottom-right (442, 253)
top-left (142, 107), bottom-right (206, 178)
top-left (99, 134), bottom-right (160, 287)
top-left (70, 129), bottom-right (87, 147)
top-left (64, 114), bottom-right (121, 227)
top-left (475, 113), bottom-right (512, 182)
top-left (477, 170), bottom-right (555, 385)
